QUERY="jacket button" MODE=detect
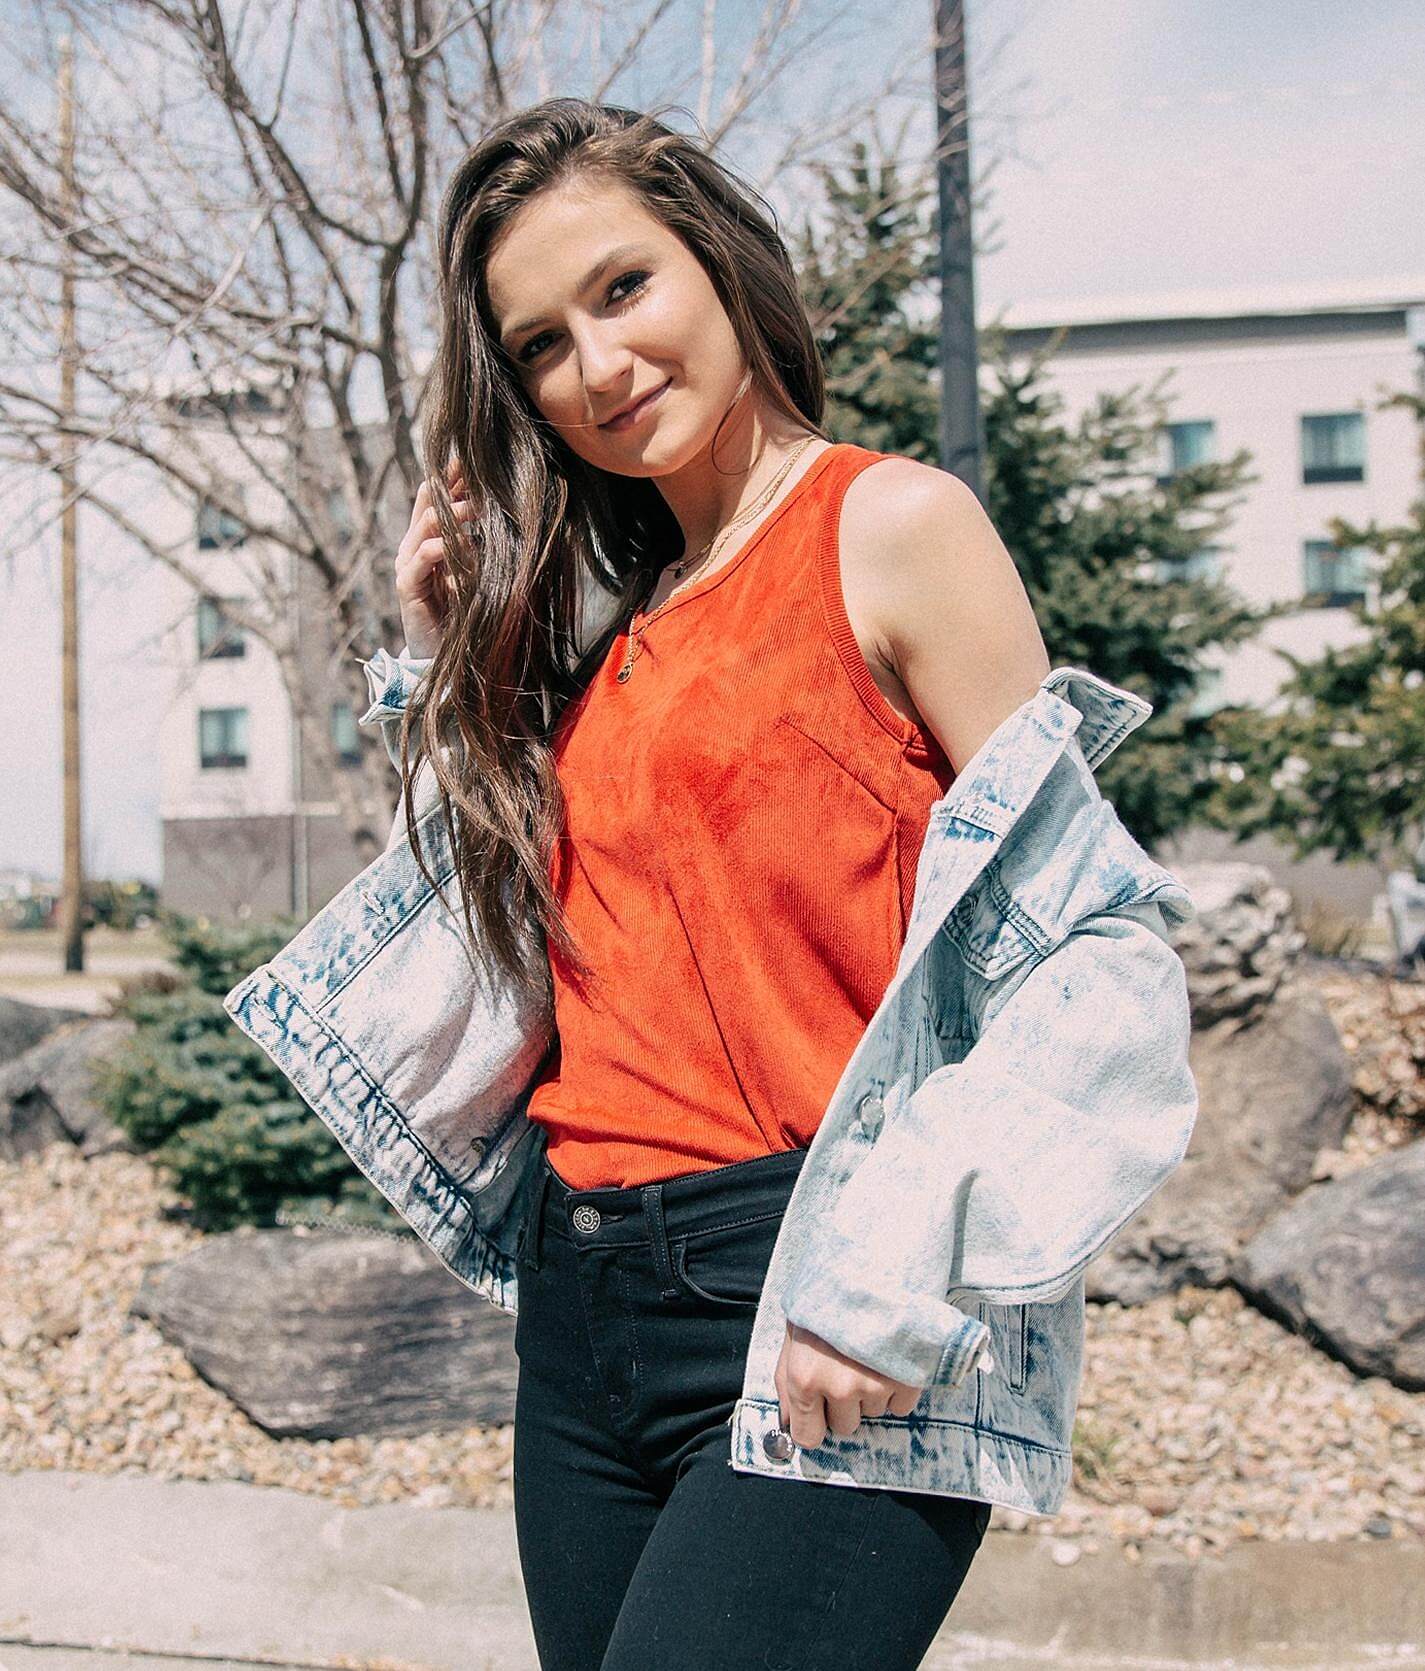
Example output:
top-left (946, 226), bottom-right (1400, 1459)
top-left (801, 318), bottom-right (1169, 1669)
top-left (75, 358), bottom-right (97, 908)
top-left (854, 1091), bottom-right (884, 1140)
top-left (571, 1204), bottom-right (601, 1233)
top-left (763, 1427), bottom-right (795, 1463)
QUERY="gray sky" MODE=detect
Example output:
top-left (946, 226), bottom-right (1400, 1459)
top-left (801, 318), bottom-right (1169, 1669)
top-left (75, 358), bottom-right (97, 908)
top-left (4, 0), bottom-right (1423, 885)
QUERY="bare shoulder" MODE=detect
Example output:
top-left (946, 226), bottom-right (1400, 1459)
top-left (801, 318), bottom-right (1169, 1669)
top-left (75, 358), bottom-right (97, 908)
top-left (842, 451), bottom-right (978, 524)
top-left (838, 451), bottom-right (1050, 772)
top-left (837, 455), bottom-right (977, 666)
top-left (839, 453), bottom-right (990, 589)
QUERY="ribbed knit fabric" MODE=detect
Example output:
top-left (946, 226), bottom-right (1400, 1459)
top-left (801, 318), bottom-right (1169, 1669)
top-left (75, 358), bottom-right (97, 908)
top-left (524, 441), bottom-right (956, 1189)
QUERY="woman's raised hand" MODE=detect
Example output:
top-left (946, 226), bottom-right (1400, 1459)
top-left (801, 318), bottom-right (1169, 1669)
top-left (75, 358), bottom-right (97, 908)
top-left (395, 457), bottom-right (471, 661)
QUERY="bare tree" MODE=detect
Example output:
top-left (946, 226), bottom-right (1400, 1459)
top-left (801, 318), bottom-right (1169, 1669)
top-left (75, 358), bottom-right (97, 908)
top-left (0, 0), bottom-right (936, 866)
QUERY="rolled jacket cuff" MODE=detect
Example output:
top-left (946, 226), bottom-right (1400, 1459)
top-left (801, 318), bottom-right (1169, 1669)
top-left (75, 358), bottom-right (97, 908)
top-left (357, 644), bottom-right (434, 727)
top-left (780, 1262), bottom-right (993, 1391)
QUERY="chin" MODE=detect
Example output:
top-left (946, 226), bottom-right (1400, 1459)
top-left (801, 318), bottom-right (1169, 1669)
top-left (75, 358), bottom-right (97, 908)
top-left (598, 426), bottom-right (694, 479)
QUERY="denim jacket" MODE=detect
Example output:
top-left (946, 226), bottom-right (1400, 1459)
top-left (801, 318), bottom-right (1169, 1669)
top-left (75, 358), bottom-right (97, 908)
top-left (222, 646), bottom-right (1197, 1518)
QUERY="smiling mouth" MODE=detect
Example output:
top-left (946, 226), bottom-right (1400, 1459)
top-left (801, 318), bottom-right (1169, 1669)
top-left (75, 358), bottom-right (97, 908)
top-left (601, 380), bottom-right (670, 430)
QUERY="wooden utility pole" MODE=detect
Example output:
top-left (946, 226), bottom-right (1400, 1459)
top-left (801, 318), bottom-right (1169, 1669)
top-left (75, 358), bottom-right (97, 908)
top-left (57, 33), bottom-right (85, 973)
top-left (933, 0), bottom-right (985, 497)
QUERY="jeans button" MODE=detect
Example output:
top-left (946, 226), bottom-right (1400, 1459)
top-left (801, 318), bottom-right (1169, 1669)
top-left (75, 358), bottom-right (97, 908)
top-left (763, 1427), bottom-right (795, 1463)
top-left (854, 1090), bottom-right (884, 1140)
top-left (571, 1204), bottom-right (601, 1233)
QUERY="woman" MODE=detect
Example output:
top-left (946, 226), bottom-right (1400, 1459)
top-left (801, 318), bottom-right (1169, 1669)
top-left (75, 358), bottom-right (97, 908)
top-left (392, 95), bottom-right (1039, 1667)
top-left (228, 96), bottom-right (1197, 1671)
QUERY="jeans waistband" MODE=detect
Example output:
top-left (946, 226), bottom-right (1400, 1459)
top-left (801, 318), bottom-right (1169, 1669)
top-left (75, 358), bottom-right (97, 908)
top-left (519, 1144), bottom-right (807, 1271)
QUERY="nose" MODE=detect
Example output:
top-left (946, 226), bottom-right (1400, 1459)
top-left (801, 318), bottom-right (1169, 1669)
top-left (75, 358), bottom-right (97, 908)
top-left (574, 322), bottom-right (635, 407)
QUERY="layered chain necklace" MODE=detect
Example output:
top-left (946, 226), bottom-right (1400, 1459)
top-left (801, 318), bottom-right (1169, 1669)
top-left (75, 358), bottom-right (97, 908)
top-left (615, 436), bottom-right (818, 685)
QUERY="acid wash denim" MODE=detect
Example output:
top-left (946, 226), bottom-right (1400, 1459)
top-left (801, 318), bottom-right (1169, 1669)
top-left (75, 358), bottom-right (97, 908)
top-left (222, 648), bottom-right (1198, 1519)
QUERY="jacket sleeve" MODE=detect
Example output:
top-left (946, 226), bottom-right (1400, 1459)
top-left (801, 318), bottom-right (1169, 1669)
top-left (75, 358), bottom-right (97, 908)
top-left (778, 889), bottom-right (1197, 1383)
top-left (357, 644), bottom-right (434, 773)
top-left (356, 645), bottom-right (441, 851)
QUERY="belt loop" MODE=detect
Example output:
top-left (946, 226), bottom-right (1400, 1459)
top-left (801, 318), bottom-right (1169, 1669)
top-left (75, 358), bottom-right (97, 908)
top-left (519, 1154), bottom-right (551, 1271)
top-left (641, 1183), bottom-right (683, 1301)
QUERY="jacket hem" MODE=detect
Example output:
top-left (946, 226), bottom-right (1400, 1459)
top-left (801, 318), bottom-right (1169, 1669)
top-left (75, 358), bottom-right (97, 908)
top-left (223, 964), bottom-right (522, 1316)
top-left (727, 1395), bottom-right (1070, 1518)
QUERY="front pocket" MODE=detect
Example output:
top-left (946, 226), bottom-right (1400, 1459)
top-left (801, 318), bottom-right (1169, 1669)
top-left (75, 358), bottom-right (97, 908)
top-left (670, 1216), bottom-right (782, 1309)
top-left (774, 713), bottom-right (895, 812)
top-left (978, 1300), bottom-right (1029, 1392)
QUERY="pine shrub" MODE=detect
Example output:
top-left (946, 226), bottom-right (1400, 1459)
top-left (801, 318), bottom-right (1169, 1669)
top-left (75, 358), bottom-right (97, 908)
top-left (94, 912), bottom-right (409, 1236)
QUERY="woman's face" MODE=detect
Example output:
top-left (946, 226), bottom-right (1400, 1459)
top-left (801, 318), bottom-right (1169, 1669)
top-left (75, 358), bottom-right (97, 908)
top-left (483, 175), bottom-right (751, 478)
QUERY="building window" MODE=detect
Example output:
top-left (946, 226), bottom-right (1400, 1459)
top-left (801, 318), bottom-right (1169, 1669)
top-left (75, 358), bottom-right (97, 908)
top-left (1156, 544), bottom-right (1224, 584)
top-left (1158, 420), bottom-right (1215, 482)
top-left (197, 496), bottom-right (247, 549)
top-left (331, 701), bottom-right (361, 767)
top-left (1301, 413), bottom-right (1365, 484)
top-left (196, 595), bottom-right (245, 659)
top-left (1302, 539), bottom-right (1371, 608)
top-left (199, 706), bottom-right (249, 768)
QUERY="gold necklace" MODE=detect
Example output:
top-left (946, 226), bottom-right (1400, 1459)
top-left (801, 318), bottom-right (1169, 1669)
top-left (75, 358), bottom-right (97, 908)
top-left (615, 436), bottom-right (819, 685)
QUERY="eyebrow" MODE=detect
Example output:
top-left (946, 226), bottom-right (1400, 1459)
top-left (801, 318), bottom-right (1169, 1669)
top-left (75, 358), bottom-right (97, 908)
top-left (499, 242), bottom-right (650, 347)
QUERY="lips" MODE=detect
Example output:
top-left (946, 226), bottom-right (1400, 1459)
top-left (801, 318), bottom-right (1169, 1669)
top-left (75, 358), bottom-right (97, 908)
top-left (601, 379), bottom-right (670, 430)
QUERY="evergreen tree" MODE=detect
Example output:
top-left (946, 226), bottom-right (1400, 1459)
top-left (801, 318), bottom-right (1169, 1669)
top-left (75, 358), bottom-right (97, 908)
top-left (791, 153), bottom-right (1269, 847)
top-left (1208, 389), bottom-right (1425, 864)
top-left (978, 329), bottom-right (1268, 844)
top-left (793, 144), bottom-right (942, 459)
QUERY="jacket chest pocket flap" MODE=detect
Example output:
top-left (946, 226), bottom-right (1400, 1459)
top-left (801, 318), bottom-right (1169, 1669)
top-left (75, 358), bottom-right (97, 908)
top-left (939, 856), bottom-right (1055, 980)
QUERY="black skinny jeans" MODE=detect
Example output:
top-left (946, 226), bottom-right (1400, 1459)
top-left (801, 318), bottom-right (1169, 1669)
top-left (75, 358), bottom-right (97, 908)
top-left (511, 1144), bottom-right (992, 1671)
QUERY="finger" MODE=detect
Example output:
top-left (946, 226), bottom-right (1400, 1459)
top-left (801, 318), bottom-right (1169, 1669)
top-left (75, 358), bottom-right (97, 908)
top-left (886, 1386), bottom-right (922, 1418)
top-left (786, 1385), bottom-right (826, 1450)
top-left (825, 1391), bottom-right (864, 1441)
top-left (395, 541), bottom-right (445, 592)
top-left (419, 497), bottom-right (474, 532)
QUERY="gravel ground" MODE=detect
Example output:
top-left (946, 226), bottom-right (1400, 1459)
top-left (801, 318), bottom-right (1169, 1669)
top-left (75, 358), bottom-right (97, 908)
top-left (2, 965), bottom-right (1422, 1564)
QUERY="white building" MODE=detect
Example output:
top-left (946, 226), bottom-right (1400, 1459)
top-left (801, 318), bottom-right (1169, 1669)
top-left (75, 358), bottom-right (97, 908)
top-left (155, 400), bottom-right (393, 922)
top-left (996, 277), bottom-right (1425, 916)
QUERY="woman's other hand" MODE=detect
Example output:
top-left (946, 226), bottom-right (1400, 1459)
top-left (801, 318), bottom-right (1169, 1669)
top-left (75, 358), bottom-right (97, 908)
top-left (774, 1320), bottom-right (925, 1448)
top-left (395, 457), bottom-right (470, 660)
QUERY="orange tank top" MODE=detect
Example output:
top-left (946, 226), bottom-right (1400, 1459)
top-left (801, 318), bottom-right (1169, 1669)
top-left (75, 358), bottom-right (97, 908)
top-left (524, 441), bottom-right (956, 1188)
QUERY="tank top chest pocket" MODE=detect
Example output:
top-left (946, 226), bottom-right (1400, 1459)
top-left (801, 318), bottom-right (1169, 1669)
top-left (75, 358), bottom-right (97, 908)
top-left (774, 711), bottom-right (896, 812)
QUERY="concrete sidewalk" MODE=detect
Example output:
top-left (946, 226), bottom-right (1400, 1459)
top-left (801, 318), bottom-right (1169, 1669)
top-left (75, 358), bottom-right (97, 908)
top-left (0, 1470), bottom-right (1421, 1670)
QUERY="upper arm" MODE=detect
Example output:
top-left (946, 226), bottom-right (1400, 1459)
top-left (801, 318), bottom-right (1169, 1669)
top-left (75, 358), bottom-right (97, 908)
top-left (842, 458), bottom-right (1049, 775)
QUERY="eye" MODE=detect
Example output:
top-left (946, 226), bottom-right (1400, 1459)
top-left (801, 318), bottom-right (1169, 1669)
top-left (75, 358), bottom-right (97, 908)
top-left (515, 269), bottom-right (651, 365)
top-left (517, 328), bottom-right (554, 365)
top-left (608, 268), bottom-right (650, 305)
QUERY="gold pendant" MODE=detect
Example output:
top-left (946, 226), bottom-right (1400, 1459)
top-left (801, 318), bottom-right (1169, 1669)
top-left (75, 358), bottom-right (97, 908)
top-left (616, 632), bottom-right (637, 683)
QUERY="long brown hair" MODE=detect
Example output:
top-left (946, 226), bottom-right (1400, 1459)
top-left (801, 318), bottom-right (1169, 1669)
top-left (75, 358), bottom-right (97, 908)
top-left (404, 97), bottom-right (828, 1011)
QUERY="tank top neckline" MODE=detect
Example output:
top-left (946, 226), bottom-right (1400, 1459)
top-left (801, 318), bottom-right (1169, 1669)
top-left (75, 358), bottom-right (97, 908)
top-left (629, 438), bottom-right (848, 631)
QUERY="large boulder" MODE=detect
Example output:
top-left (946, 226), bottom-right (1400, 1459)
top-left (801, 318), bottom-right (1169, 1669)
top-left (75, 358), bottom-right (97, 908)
top-left (0, 993), bottom-right (89, 1068)
top-left (1087, 862), bottom-right (1351, 1304)
top-left (0, 1017), bottom-right (137, 1161)
top-left (1170, 861), bottom-right (1307, 1029)
top-left (1230, 1138), bottom-right (1425, 1391)
top-left (130, 1226), bottom-right (517, 1439)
